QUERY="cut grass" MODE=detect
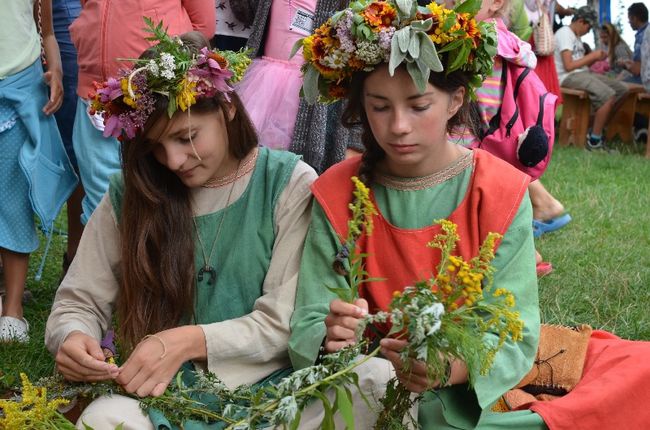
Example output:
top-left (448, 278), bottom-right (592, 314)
top-left (1, 143), bottom-right (649, 394)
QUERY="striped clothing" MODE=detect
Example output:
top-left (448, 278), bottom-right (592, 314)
top-left (450, 18), bottom-right (537, 147)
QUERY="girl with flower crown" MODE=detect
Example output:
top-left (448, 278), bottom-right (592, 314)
top-left (45, 30), bottom-right (319, 428)
top-left (289, 0), bottom-right (545, 427)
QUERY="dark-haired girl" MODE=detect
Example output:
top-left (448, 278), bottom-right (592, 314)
top-left (289, 0), bottom-right (544, 427)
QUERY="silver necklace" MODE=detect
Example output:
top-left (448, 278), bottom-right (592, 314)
top-left (192, 159), bottom-right (242, 285)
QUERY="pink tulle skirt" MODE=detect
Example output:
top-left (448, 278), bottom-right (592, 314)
top-left (235, 57), bottom-right (303, 150)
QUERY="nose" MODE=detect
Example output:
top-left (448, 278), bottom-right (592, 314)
top-left (156, 143), bottom-right (188, 172)
top-left (389, 108), bottom-right (412, 136)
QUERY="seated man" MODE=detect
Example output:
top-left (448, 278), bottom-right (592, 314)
top-left (554, 6), bottom-right (628, 150)
top-left (620, 3), bottom-right (648, 85)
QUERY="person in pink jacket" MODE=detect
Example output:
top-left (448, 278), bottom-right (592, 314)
top-left (68, 0), bottom-right (214, 233)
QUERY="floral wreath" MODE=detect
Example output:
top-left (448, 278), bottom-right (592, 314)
top-left (295, 0), bottom-right (497, 103)
top-left (89, 18), bottom-right (252, 140)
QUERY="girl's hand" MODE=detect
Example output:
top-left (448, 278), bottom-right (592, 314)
top-left (324, 298), bottom-right (368, 353)
top-left (55, 331), bottom-right (119, 382)
top-left (380, 338), bottom-right (469, 393)
top-left (116, 326), bottom-right (205, 397)
top-left (42, 69), bottom-right (63, 115)
top-left (380, 338), bottom-right (436, 393)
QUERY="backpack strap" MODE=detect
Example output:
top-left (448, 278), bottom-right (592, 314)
top-left (536, 92), bottom-right (549, 126)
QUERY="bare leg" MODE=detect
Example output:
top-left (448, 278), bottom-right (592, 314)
top-left (0, 249), bottom-right (28, 319)
top-left (528, 180), bottom-right (565, 221)
top-left (592, 97), bottom-right (615, 136)
top-left (65, 184), bottom-right (85, 263)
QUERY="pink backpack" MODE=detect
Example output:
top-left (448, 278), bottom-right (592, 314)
top-left (472, 60), bottom-right (558, 180)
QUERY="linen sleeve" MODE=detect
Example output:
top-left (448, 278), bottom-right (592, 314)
top-left (471, 191), bottom-right (541, 408)
top-left (198, 162), bottom-right (317, 387)
top-left (182, 0), bottom-right (216, 39)
top-left (45, 194), bottom-right (121, 355)
top-left (288, 201), bottom-right (348, 370)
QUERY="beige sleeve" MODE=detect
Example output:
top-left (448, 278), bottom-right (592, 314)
top-left (198, 160), bottom-right (317, 387)
top-left (45, 194), bottom-right (121, 356)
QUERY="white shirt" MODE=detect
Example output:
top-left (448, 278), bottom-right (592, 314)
top-left (554, 26), bottom-right (587, 84)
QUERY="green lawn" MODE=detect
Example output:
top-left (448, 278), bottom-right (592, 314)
top-left (1, 143), bottom-right (649, 392)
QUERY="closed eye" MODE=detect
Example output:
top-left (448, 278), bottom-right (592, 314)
top-left (413, 104), bottom-right (431, 112)
top-left (179, 133), bottom-right (197, 143)
top-left (371, 105), bottom-right (389, 112)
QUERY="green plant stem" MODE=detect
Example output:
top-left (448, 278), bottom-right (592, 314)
top-left (225, 346), bottom-right (382, 430)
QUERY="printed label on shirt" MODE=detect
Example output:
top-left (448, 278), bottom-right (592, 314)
top-left (290, 8), bottom-right (315, 36)
top-left (86, 104), bottom-right (105, 132)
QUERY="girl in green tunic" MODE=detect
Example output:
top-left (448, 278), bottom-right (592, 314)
top-left (289, 0), bottom-right (546, 428)
top-left (45, 30), bottom-right (317, 429)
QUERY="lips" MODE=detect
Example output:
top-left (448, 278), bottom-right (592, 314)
top-left (178, 165), bottom-right (199, 177)
top-left (388, 143), bottom-right (418, 153)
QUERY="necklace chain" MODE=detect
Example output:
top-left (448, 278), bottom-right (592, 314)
top-left (202, 149), bottom-right (258, 188)
top-left (192, 158), bottom-right (243, 284)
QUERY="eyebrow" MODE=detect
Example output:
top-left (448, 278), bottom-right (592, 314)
top-left (366, 91), bottom-right (434, 101)
top-left (167, 127), bottom-right (194, 138)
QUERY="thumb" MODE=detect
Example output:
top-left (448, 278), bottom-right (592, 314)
top-left (85, 337), bottom-right (107, 362)
top-left (354, 298), bottom-right (369, 313)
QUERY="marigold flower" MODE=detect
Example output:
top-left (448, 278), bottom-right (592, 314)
top-left (362, 2), bottom-right (397, 30)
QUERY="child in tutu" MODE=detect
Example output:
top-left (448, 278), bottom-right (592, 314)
top-left (241, 0), bottom-right (363, 173)
top-left (236, 0), bottom-right (319, 150)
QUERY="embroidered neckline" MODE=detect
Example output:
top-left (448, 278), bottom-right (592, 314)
top-left (375, 151), bottom-right (473, 191)
top-left (201, 148), bottom-right (258, 188)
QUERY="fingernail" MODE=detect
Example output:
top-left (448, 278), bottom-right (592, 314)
top-left (356, 307), bottom-right (367, 316)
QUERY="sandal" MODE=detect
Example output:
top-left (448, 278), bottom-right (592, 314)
top-left (536, 261), bottom-right (553, 277)
top-left (0, 316), bottom-right (30, 342)
top-left (533, 213), bottom-right (572, 238)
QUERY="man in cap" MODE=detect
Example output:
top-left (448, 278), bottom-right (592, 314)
top-left (554, 6), bottom-right (629, 151)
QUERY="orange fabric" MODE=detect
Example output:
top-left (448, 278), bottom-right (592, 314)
top-left (526, 330), bottom-right (650, 429)
top-left (71, 0), bottom-right (215, 98)
top-left (312, 149), bottom-right (530, 334)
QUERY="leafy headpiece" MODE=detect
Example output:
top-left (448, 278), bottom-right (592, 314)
top-left (296, 0), bottom-right (497, 103)
top-left (89, 18), bottom-right (251, 140)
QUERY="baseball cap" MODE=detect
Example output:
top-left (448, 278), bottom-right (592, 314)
top-left (573, 6), bottom-right (598, 27)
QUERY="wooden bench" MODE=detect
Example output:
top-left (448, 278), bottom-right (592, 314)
top-left (605, 84), bottom-right (645, 143)
top-left (559, 85), bottom-right (643, 147)
top-left (636, 92), bottom-right (650, 159)
top-left (559, 88), bottom-right (590, 147)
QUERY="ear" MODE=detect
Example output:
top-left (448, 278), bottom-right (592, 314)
top-left (225, 101), bottom-right (237, 121)
top-left (447, 87), bottom-right (465, 119)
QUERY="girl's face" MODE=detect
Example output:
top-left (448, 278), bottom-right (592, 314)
top-left (147, 105), bottom-right (238, 188)
top-left (363, 65), bottom-right (464, 177)
top-left (472, 0), bottom-right (504, 21)
top-left (599, 28), bottom-right (609, 44)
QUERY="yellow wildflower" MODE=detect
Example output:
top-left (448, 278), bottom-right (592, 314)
top-left (177, 78), bottom-right (197, 112)
top-left (120, 77), bottom-right (139, 108)
top-left (0, 373), bottom-right (71, 429)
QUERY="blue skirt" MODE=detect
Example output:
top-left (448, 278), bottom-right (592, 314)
top-left (0, 100), bottom-right (39, 253)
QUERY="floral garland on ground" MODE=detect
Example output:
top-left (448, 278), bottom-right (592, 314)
top-left (89, 18), bottom-right (251, 140)
top-left (294, 0), bottom-right (497, 103)
top-left (1, 178), bottom-right (523, 430)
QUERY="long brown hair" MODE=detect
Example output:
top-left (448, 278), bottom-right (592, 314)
top-left (116, 33), bottom-right (258, 352)
top-left (600, 23), bottom-right (625, 65)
